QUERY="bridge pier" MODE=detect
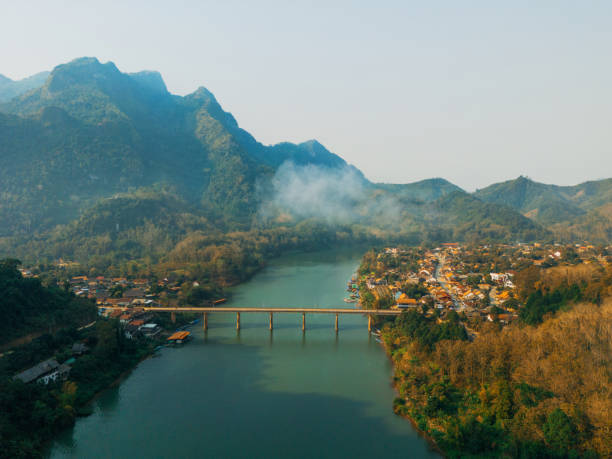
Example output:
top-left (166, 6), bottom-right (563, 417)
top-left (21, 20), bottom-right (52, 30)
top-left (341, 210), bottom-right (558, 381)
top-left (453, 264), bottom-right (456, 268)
top-left (99, 306), bottom-right (402, 335)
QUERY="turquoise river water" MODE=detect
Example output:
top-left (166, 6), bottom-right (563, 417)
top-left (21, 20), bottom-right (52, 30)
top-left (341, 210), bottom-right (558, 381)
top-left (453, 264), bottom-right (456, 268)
top-left (48, 248), bottom-right (439, 458)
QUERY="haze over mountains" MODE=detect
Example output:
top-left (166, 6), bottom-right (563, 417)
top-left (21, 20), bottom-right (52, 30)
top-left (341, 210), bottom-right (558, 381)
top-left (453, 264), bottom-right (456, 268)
top-left (0, 71), bottom-right (50, 103)
top-left (475, 176), bottom-right (612, 244)
top-left (0, 57), bottom-right (610, 267)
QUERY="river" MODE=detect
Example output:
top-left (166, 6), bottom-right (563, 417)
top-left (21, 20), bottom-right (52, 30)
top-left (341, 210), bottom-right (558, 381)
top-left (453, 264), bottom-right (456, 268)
top-left (48, 248), bottom-right (439, 458)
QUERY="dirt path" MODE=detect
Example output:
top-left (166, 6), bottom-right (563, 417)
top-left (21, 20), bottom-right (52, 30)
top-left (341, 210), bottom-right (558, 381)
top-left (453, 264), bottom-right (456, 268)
top-left (0, 331), bottom-right (47, 353)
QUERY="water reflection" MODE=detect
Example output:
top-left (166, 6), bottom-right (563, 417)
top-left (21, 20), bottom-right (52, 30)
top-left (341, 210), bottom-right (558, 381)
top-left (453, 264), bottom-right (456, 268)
top-left (48, 248), bottom-right (439, 458)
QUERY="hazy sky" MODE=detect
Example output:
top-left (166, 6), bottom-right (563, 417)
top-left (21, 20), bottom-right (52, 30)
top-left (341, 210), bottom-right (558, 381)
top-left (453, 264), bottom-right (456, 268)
top-left (2, 1), bottom-right (611, 190)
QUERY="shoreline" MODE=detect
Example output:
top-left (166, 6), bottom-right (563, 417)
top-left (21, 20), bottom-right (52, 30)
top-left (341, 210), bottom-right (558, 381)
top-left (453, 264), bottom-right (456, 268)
top-left (377, 328), bottom-right (446, 458)
top-left (81, 349), bottom-right (155, 410)
top-left (45, 251), bottom-right (436, 456)
top-left (72, 315), bottom-right (199, 414)
top-left (41, 348), bottom-right (156, 454)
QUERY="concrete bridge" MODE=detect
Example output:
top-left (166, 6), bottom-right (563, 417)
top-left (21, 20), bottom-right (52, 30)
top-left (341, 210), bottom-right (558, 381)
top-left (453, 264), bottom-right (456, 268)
top-left (101, 306), bottom-right (402, 333)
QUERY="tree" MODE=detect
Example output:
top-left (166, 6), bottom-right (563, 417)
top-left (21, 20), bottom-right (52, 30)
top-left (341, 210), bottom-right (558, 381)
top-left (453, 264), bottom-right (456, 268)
top-left (94, 320), bottom-right (120, 359)
top-left (543, 408), bottom-right (578, 453)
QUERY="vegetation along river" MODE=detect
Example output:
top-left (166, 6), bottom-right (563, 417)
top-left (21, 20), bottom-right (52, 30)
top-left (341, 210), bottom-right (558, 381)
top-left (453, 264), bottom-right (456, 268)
top-left (48, 248), bottom-right (439, 458)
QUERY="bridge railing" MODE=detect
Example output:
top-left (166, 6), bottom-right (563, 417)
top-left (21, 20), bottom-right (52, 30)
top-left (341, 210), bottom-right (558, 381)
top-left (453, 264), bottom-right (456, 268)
top-left (99, 306), bottom-right (402, 332)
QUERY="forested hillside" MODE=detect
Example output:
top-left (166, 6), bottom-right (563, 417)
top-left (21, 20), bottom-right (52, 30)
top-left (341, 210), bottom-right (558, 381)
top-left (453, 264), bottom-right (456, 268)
top-left (0, 57), bottom-right (609, 278)
top-left (475, 176), bottom-right (612, 243)
top-left (0, 57), bottom-right (354, 235)
top-left (0, 71), bottom-right (49, 102)
top-left (0, 259), bottom-right (96, 346)
top-left (386, 263), bottom-right (612, 458)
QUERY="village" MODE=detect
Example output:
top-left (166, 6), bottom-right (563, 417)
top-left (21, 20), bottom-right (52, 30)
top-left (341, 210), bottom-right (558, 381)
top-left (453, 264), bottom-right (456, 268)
top-left (354, 242), bottom-right (610, 333)
top-left (12, 242), bottom-right (610, 384)
top-left (9, 272), bottom-right (212, 386)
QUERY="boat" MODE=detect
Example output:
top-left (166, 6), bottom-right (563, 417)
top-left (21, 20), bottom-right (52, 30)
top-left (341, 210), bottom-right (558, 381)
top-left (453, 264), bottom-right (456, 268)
top-left (343, 298), bottom-right (357, 303)
top-left (167, 331), bottom-right (192, 345)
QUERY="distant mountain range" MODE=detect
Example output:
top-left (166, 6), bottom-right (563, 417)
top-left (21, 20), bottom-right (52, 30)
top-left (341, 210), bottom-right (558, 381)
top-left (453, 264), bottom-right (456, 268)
top-left (475, 176), bottom-right (612, 244)
top-left (0, 71), bottom-right (50, 103)
top-left (0, 57), bottom-right (609, 267)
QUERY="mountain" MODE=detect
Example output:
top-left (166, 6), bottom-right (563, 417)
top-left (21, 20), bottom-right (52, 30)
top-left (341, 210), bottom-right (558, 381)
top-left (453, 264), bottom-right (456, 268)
top-left (0, 56), bottom-right (593, 272)
top-left (474, 176), bottom-right (612, 242)
top-left (434, 190), bottom-right (547, 242)
top-left (0, 71), bottom-right (49, 102)
top-left (474, 176), bottom-right (582, 224)
top-left (0, 57), bottom-right (354, 235)
top-left (377, 178), bottom-right (463, 203)
top-left (475, 176), bottom-right (612, 219)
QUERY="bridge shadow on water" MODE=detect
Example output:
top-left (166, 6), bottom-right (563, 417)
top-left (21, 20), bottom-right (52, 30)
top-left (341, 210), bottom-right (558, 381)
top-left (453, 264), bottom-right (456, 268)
top-left (209, 323), bottom-right (366, 332)
top-left (49, 332), bottom-right (438, 459)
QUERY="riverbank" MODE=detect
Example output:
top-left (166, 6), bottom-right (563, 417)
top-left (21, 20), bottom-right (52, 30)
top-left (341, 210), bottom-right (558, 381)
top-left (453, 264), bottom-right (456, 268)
top-left (0, 314), bottom-right (193, 456)
top-left (47, 247), bottom-right (438, 458)
top-left (378, 328), bottom-right (446, 457)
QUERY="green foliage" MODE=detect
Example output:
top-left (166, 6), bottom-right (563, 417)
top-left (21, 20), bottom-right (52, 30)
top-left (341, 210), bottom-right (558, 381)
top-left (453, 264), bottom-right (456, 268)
top-left (520, 284), bottom-right (583, 325)
top-left (543, 408), bottom-right (579, 454)
top-left (2, 56), bottom-right (597, 274)
top-left (474, 176), bottom-right (586, 225)
top-left (0, 259), bottom-right (96, 345)
top-left (395, 310), bottom-right (468, 350)
top-left (0, 71), bottom-right (49, 103)
top-left (180, 284), bottom-right (222, 306)
top-left (434, 191), bottom-right (549, 243)
top-left (0, 319), bottom-right (151, 455)
top-left (475, 176), bottom-right (612, 243)
top-left (402, 282), bottom-right (428, 299)
top-left (445, 416), bottom-right (505, 455)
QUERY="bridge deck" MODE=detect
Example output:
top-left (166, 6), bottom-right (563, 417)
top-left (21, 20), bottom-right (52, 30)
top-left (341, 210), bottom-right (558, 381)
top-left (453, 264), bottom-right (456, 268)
top-left (100, 306), bottom-right (402, 315)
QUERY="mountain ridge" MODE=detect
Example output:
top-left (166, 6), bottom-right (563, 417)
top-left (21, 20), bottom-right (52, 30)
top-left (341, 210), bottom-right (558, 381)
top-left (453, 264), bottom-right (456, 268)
top-left (0, 70), bottom-right (50, 102)
top-left (475, 175), bottom-right (612, 220)
top-left (0, 57), bottom-right (608, 271)
top-left (0, 57), bottom-right (360, 233)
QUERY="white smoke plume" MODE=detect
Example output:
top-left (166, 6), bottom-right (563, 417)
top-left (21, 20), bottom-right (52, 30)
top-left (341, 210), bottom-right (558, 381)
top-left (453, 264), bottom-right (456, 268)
top-left (258, 162), bottom-right (403, 226)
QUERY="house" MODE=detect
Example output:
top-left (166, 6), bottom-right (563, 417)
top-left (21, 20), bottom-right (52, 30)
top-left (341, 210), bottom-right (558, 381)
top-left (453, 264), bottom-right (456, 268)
top-left (71, 342), bottom-right (90, 356)
top-left (14, 358), bottom-right (71, 385)
top-left (124, 323), bottom-right (142, 340)
top-left (95, 289), bottom-right (110, 299)
top-left (396, 294), bottom-right (418, 308)
top-left (131, 298), bottom-right (150, 306)
top-left (139, 323), bottom-right (162, 337)
top-left (119, 313), bottom-right (133, 324)
top-left (498, 314), bottom-right (515, 324)
top-left (104, 297), bottom-right (132, 307)
top-left (70, 276), bottom-right (88, 284)
top-left (132, 279), bottom-right (149, 287)
top-left (124, 288), bottom-right (145, 299)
